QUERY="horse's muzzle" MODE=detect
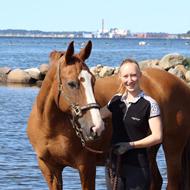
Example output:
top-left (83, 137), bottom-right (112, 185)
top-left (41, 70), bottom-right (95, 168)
top-left (88, 127), bottom-right (99, 141)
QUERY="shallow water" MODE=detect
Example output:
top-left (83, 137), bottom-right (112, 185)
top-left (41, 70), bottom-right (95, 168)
top-left (0, 37), bottom-right (190, 69)
top-left (0, 85), bottom-right (167, 189)
top-left (1, 37), bottom-right (188, 189)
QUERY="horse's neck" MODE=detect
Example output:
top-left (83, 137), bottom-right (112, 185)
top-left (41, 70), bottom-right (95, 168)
top-left (36, 64), bottom-right (71, 128)
top-left (36, 64), bottom-right (58, 117)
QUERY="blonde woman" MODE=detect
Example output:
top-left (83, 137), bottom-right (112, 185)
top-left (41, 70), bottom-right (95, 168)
top-left (101, 59), bottom-right (163, 190)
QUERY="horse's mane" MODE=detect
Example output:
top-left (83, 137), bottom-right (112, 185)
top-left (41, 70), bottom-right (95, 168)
top-left (36, 51), bottom-right (65, 115)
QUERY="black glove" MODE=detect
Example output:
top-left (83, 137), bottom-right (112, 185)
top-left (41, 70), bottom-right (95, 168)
top-left (113, 142), bottom-right (134, 155)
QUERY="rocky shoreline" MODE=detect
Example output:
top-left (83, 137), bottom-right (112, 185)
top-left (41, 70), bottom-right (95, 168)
top-left (0, 53), bottom-right (190, 87)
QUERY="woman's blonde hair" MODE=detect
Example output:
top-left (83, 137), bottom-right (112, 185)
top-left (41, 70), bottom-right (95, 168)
top-left (117, 58), bottom-right (140, 94)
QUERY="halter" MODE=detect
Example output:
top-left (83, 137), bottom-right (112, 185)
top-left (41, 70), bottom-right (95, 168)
top-left (56, 62), bottom-right (104, 154)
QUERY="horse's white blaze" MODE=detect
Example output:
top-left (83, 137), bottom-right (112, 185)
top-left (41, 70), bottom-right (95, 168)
top-left (79, 70), bottom-right (103, 128)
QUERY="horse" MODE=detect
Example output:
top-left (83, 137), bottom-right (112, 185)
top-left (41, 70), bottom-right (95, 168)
top-left (27, 40), bottom-right (109, 190)
top-left (94, 68), bottom-right (190, 190)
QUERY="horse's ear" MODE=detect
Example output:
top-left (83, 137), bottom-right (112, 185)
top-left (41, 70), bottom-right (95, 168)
top-left (79, 40), bottom-right (92, 61)
top-left (50, 51), bottom-right (57, 60)
top-left (50, 51), bottom-right (65, 61)
top-left (65, 41), bottom-right (74, 63)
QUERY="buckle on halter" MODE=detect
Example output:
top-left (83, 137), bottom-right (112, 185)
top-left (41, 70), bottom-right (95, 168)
top-left (58, 84), bottom-right (63, 92)
top-left (71, 104), bottom-right (82, 117)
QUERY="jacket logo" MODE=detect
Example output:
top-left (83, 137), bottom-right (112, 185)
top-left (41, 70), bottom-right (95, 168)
top-left (131, 117), bottom-right (140, 121)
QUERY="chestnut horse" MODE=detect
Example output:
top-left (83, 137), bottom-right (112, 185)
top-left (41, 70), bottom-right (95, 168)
top-left (27, 41), bottom-right (109, 190)
top-left (94, 68), bottom-right (190, 190)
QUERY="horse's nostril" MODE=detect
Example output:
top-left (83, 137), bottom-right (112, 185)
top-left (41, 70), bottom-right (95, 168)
top-left (90, 127), bottom-right (98, 138)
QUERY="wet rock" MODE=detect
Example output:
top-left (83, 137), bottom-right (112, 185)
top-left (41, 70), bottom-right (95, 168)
top-left (7, 69), bottom-right (32, 84)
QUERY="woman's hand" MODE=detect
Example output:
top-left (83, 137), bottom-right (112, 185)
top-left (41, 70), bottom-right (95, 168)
top-left (113, 142), bottom-right (134, 155)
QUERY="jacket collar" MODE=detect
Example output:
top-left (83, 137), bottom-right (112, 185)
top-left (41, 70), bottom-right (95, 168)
top-left (121, 91), bottom-right (144, 104)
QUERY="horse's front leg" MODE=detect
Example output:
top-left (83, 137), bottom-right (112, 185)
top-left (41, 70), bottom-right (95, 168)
top-left (38, 158), bottom-right (63, 190)
top-left (78, 161), bottom-right (96, 190)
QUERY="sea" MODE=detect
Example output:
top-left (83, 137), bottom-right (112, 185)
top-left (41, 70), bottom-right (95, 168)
top-left (0, 37), bottom-right (190, 190)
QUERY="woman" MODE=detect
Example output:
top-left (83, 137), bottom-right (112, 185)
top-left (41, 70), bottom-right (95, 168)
top-left (100, 59), bottom-right (163, 190)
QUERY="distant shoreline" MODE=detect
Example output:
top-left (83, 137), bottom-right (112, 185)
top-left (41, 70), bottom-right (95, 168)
top-left (0, 29), bottom-right (190, 39)
top-left (0, 35), bottom-right (190, 40)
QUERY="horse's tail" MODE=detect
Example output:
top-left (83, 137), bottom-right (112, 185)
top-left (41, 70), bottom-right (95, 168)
top-left (181, 137), bottom-right (190, 190)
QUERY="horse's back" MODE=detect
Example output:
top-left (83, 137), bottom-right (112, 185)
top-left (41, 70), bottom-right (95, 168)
top-left (141, 68), bottom-right (190, 113)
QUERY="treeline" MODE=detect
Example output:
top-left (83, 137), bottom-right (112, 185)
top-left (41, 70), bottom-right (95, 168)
top-left (0, 29), bottom-right (86, 36)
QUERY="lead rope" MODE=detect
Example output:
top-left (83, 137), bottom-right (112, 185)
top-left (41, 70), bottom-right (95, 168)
top-left (113, 155), bottom-right (121, 190)
top-left (108, 154), bottom-right (121, 190)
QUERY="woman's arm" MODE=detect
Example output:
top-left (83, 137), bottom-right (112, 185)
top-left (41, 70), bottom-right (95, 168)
top-left (113, 116), bottom-right (163, 155)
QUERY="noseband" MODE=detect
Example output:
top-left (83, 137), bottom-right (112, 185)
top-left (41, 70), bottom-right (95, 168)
top-left (56, 63), bottom-right (104, 154)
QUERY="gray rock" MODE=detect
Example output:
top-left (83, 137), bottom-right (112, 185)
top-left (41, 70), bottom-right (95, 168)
top-left (25, 68), bottom-right (41, 80)
top-left (39, 64), bottom-right (49, 75)
top-left (0, 67), bottom-right (11, 74)
top-left (159, 53), bottom-right (185, 70)
top-left (185, 70), bottom-right (190, 82)
top-left (139, 59), bottom-right (160, 70)
top-left (7, 69), bottom-right (32, 83)
top-left (99, 66), bottom-right (115, 78)
top-left (0, 73), bottom-right (7, 83)
top-left (168, 67), bottom-right (185, 80)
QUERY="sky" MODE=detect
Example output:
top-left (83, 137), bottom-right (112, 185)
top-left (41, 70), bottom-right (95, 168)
top-left (0, 0), bottom-right (189, 34)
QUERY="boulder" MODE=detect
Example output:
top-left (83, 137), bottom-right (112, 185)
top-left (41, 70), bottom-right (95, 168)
top-left (0, 67), bottom-right (11, 83)
top-left (139, 59), bottom-right (160, 70)
top-left (99, 66), bottom-right (115, 78)
top-left (0, 67), bottom-right (11, 74)
top-left (185, 70), bottom-right (190, 82)
top-left (39, 64), bottom-right (49, 75)
top-left (168, 67), bottom-right (185, 81)
top-left (25, 68), bottom-right (41, 80)
top-left (0, 73), bottom-right (7, 83)
top-left (175, 65), bottom-right (187, 75)
top-left (90, 64), bottom-right (104, 77)
top-left (7, 69), bottom-right (32, 83)
top-left (159, 53), bottom-right (185, 70)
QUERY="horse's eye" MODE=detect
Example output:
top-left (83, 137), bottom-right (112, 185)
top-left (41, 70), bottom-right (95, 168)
top-left (80, 77), bottom-right (85, 82)
top-left (67, 81), bottom-right (79, 89)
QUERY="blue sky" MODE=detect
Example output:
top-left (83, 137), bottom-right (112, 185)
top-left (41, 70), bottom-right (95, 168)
top-left (0, 0), bottom-right (189, 33)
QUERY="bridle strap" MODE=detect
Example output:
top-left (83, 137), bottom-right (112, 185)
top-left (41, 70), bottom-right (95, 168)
top-left (57, 62), bottom-right (63, 109)
top-left (56, 62), bottom-right (74, 108)
top-left (84, 145), bottom-right (105, 154)
top-left (81, 103), bottom-right (100, 111)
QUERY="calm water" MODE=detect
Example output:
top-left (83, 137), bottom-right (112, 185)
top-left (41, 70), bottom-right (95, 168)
top-left (0, 37), bottom-right (190, 190)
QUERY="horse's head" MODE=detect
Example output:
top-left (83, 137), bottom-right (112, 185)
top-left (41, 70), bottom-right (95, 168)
top-left (51, 40), bottom-right (104, 143)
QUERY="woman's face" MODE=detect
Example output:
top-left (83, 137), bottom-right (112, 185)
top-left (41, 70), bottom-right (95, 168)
top-left (119, 62), bottom-right (142, 93)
